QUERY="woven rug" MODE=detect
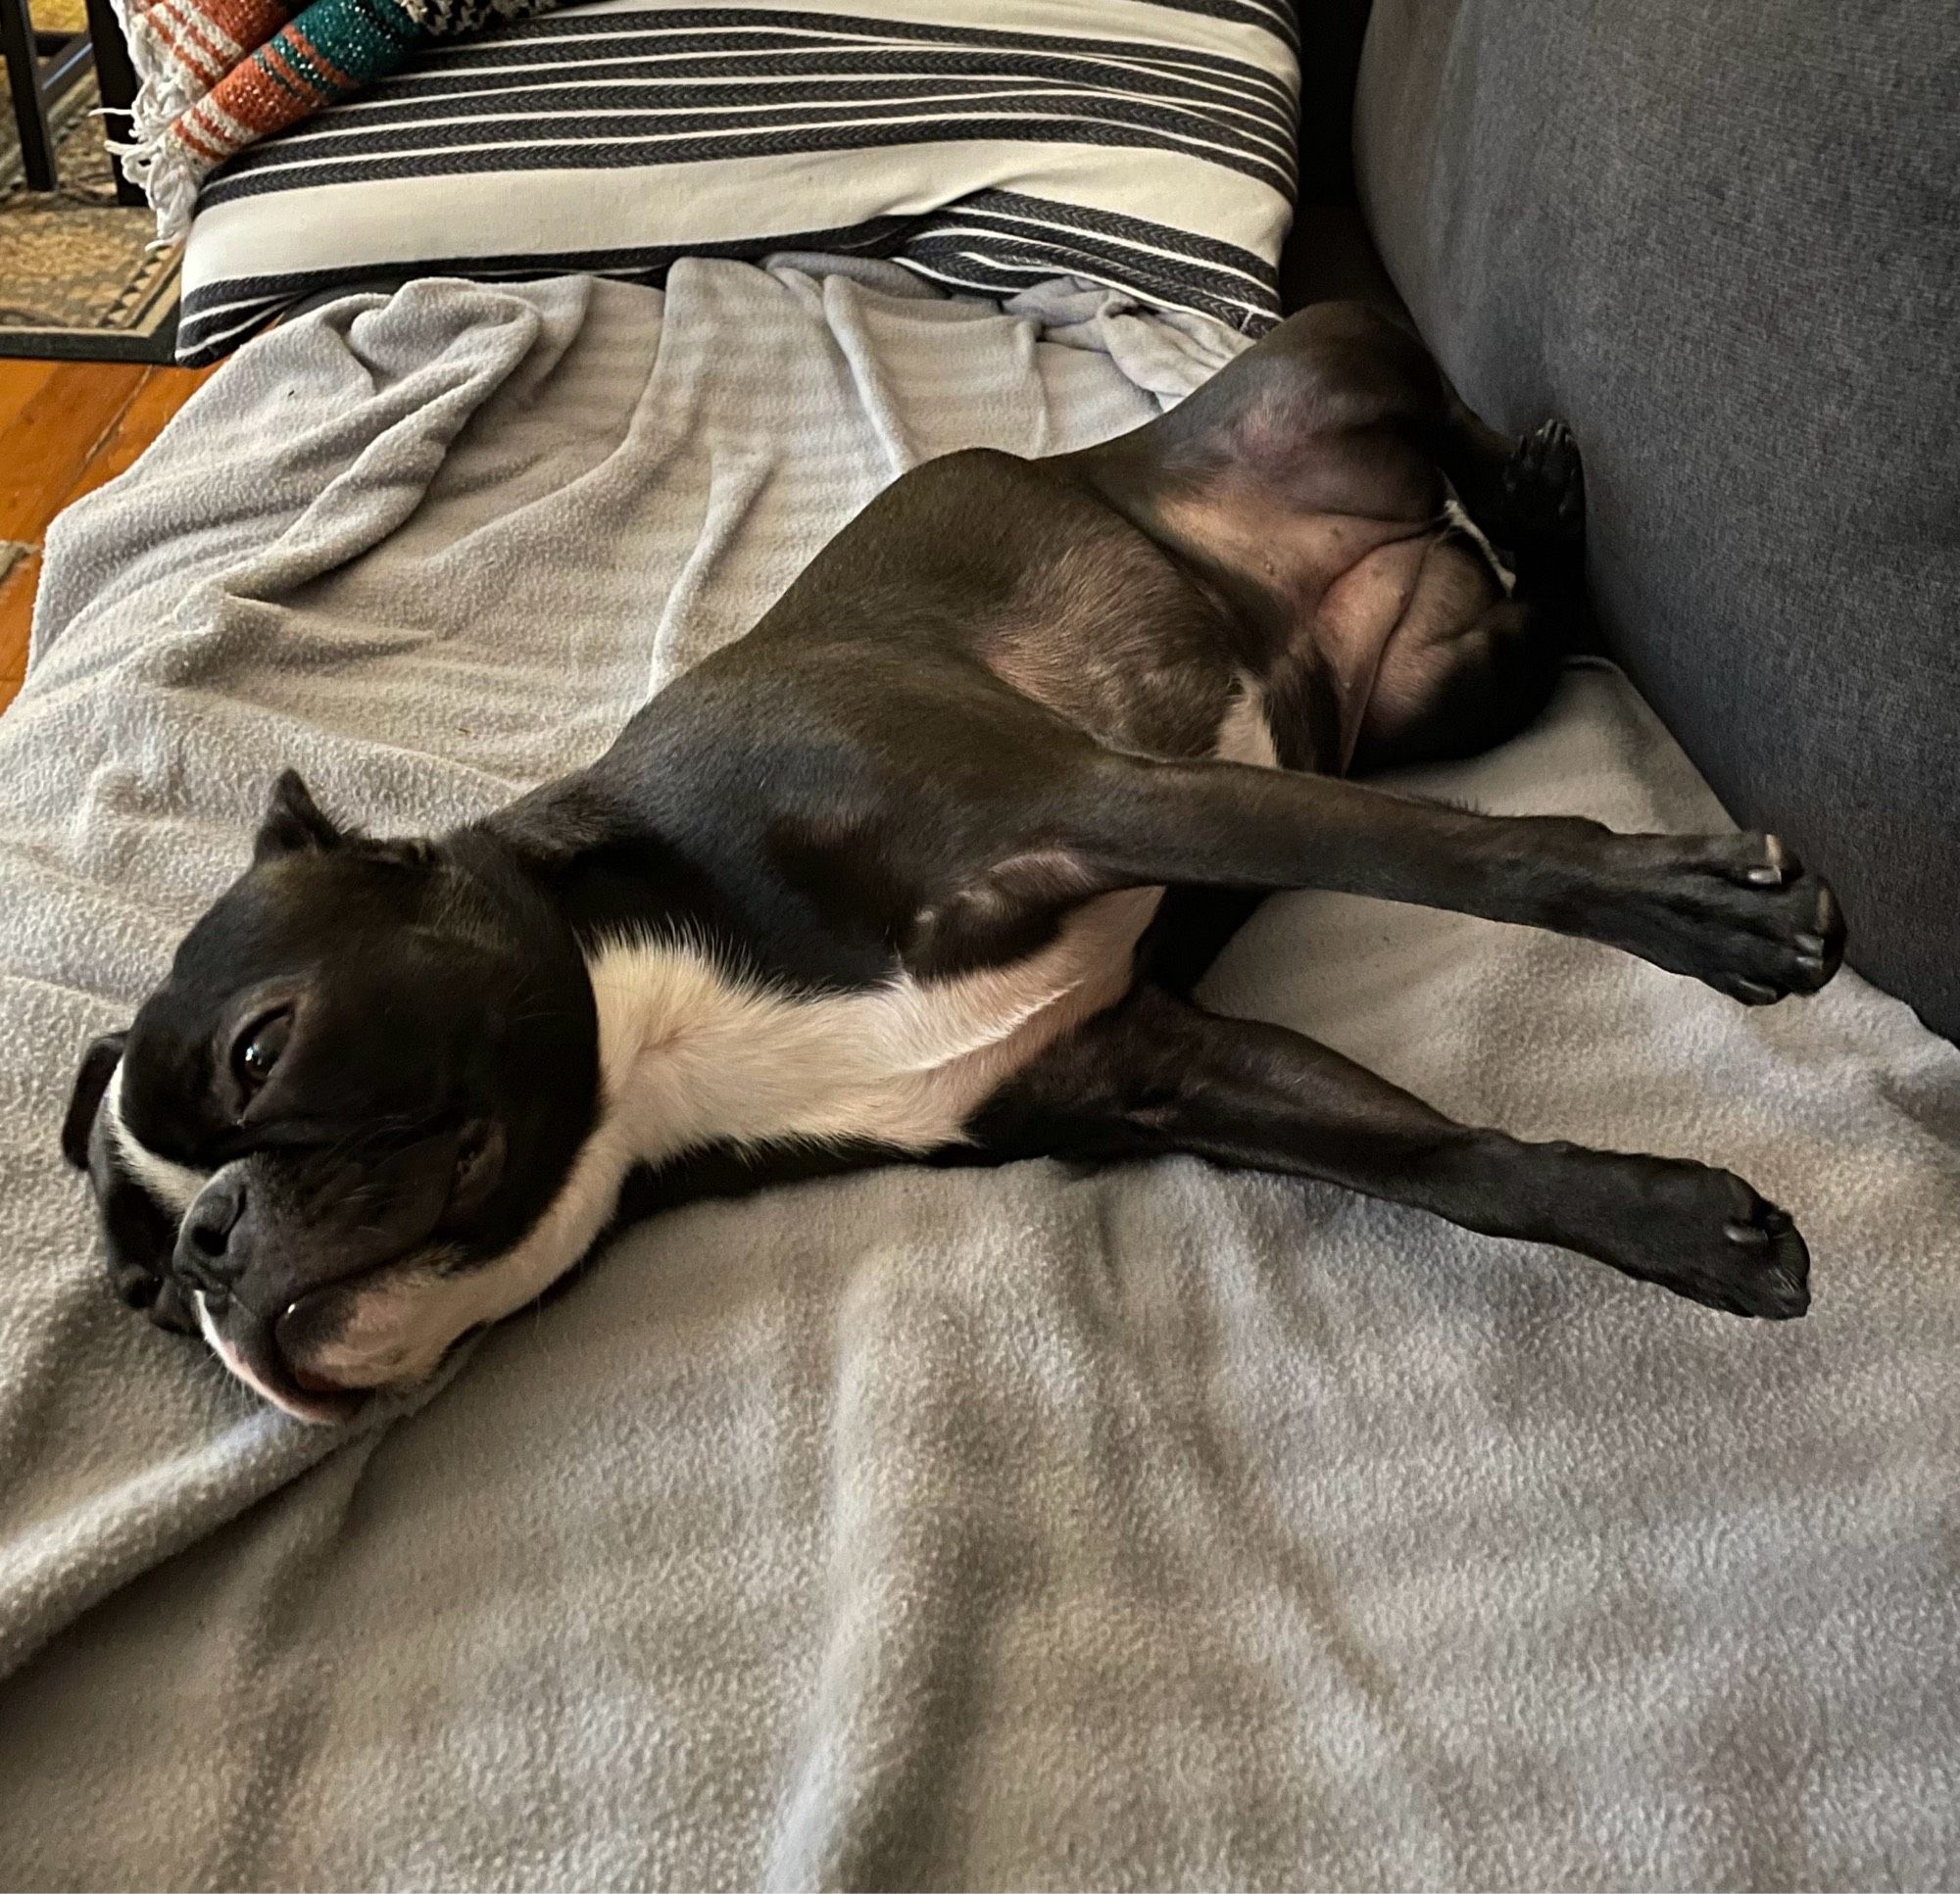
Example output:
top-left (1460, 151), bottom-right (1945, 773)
top-left (0, 75), bottom-right (181, 362)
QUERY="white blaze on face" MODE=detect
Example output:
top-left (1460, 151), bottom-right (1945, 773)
top-left (101, 1060), bottom-right (210, 1219)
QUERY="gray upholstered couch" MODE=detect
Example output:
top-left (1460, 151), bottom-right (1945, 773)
top-left (1296, 0), bottom-right (1957, 1041)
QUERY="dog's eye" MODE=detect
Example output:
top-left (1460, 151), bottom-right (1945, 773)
top-left (232, 1010), bottom-right (292, 1092)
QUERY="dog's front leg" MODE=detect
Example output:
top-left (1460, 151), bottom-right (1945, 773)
top-left (970, 986), bottom-right (1810, 1318)
top-left (1053, 752), bottom-right (1843, 1005)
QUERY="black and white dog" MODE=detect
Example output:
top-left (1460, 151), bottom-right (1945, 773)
top-left (63, 303), bottom-right (1843, 1425)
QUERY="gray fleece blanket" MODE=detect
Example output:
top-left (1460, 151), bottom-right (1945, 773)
top-left (1, 262), bottom-right (1957, 1891)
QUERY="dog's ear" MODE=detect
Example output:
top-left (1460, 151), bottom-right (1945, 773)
top-left (254, 770), bottom-right (345, 863)
top-left (62, 1030), bottom-right (126, 1171)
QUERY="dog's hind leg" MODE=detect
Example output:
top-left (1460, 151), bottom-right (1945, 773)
top-left (1069, 303), bottom-right (1587, 776)
top-left (969, 984), bottom-right (1811, 1318)
top-left (1428, 399), bottom-right (1587, 580)
top-left (1349, 406), bottom-right (1592, 773)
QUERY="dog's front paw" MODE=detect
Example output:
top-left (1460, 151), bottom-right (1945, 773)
top-left (1585, 1153), bottom-right (1811, 1319)
top-left (1608, 831), bottom-right (1845, 1003)
top-left (1502, 418), bottom-right (1586, 545)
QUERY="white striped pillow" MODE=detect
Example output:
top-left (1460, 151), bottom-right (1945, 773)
top-left (176, 0), bottom-right (1298, 363)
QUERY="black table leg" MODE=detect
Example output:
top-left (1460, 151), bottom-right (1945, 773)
top-left (1, 0), bottom-right (57, 191)
top-left (83, 0), bottom-right (145, 205)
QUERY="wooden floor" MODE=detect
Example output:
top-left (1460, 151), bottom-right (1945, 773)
top-left (0, 359), bottom-right (215, 715)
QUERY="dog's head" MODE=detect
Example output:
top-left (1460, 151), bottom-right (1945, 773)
top-left (64, 773), bottom-right (599, 1423)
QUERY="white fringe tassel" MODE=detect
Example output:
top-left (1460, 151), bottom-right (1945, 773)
top-left (101, 0), bottom-right (214, 241)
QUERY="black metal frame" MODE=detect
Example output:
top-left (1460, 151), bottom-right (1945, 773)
top-left (1, 0), bottom-right (144, 202)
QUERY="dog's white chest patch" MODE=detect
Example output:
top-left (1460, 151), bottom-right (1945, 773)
top-left (585, 667), bottom-right (1283, 1168)
top-left (298, 894), bottom-right (1162, 1393)
top-left (588, 892), bottom-right (1160, 1162)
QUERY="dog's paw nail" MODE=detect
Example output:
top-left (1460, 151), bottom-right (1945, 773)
top-left (1743, 835), bottom-right (1792, 886)
top-left (1733, 977), bottom-right (1781, 1003)
top-left (1726, 1220), bottom-right (1771, 1246)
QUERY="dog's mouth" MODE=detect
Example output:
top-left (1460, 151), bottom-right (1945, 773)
top-left (194, 1290), bottom-right (368, 1427)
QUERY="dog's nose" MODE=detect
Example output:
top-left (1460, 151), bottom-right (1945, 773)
top-left (174, 1174), bottom-right (248, 1292)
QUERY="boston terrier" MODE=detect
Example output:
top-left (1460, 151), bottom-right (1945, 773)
top-left (63, 302), bottom-right (1843, 1425)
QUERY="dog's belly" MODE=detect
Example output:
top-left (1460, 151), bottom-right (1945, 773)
top-left (889, 680), bottom-right (1275, 1136)
top-left (893, 884), bottom-right (1168, 1141)
top-left (1314, 510), bottom-right (1512, 760)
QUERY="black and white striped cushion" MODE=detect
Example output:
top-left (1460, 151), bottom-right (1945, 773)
top-left (177, 0), bottom-right (1298, 364)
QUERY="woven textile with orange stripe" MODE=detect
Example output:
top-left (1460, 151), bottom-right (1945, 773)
top-left (112, 0), bottom-right (551, 234)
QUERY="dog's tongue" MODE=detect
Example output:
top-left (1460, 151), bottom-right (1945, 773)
top-left (287, 1358), bottom-right (355, 1396)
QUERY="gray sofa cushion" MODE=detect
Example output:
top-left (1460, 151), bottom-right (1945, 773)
top-left (1352, 0), bottom-right (1960, 1041)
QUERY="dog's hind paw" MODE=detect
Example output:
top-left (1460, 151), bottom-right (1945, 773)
top-left (1502, 418), bottom-right (1586, 545)
top-left (1582, 1152), bottom-right (1812, 1320)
